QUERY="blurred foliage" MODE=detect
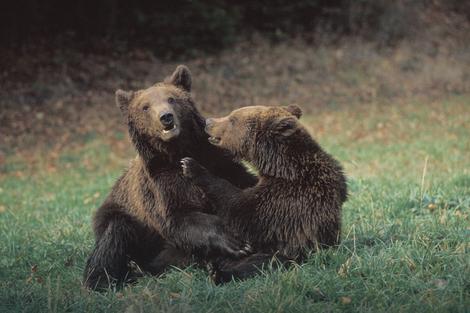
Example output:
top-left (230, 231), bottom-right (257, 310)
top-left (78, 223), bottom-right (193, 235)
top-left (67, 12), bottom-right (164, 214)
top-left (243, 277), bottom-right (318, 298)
top-left (1, 0), bottom-right (466, 57)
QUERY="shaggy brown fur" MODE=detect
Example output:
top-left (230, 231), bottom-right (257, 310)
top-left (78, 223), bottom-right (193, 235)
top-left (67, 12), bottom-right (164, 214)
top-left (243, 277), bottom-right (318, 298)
top-left (83, 65), bottom-right (256, 290)
top-left (181, 104), bottom-right (347, 282)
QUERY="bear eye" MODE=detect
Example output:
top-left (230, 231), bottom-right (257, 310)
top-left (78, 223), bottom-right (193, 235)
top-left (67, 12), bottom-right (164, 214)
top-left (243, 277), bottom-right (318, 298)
top-left (142, 104), bottom-right (150, 112)
top-left (168, 97), bottom-right (176, 104)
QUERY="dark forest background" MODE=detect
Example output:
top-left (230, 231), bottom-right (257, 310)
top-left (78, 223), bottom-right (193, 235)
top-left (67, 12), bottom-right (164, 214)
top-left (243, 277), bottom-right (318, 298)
top-left (1, 0), bottom-right (468, 56)
top-left (0, 0), bottom-right (469, 152)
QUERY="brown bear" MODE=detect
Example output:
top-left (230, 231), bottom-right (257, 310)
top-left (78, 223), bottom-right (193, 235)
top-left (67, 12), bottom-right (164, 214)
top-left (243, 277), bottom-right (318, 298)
top-left (83, 65), bottom-right (256, 290)
top-left (181, 104), bottom-right (347, 282)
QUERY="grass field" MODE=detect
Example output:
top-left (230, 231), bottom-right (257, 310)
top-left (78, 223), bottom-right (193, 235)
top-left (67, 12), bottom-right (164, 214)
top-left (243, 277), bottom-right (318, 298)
top-left (0, 95), bottom-right (469, 313)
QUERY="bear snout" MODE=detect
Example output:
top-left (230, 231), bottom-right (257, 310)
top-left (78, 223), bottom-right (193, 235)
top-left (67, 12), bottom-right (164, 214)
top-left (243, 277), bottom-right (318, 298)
top-left (160, 112), bottom-right (175, 130)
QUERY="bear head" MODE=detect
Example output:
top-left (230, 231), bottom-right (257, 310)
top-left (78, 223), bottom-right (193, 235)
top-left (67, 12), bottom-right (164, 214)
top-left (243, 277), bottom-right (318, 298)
top-left (116, 65), bottom-right (203, 145)
top-left (204, 104), bottom-right (303, 161)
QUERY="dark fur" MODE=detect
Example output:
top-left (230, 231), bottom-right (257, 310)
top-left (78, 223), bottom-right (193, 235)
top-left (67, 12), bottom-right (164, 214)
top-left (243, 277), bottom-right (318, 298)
top-left (182, 105), bottom-right (347, 282)
top-left (83, 65), bottom-right (256, 290)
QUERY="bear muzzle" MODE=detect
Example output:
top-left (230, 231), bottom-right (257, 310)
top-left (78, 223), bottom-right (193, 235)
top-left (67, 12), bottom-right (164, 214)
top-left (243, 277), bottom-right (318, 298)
top-left (158, 111), bottom-right (180, 141)
top-left (204, 118), bottom-right (221, 145)
top-left (160, 112), bottom-right (175, 131)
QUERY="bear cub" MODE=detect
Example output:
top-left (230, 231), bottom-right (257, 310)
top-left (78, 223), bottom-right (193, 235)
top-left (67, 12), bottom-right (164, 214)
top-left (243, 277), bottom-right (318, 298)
top-left (181, 104), bottom-right (347, 281)
top-left (83, 66), bottom-right (256, 290)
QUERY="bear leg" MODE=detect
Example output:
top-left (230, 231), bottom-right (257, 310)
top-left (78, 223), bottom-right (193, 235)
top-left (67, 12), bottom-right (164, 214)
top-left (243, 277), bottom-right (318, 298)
top-left (170, 211), bottom-right (251, 260)
top-left (181, 157), bottom-right (244, 211)
top-left (83, 213), bottom-right (139, 291)
top-left (142, 245), bottom-right (194, 276)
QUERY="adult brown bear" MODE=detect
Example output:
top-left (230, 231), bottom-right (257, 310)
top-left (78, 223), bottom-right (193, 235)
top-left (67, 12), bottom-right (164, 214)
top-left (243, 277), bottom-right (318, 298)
top-left (83, 65), bottom-right (256, 290)
top-left (181, 104), bottom-right (347, 283)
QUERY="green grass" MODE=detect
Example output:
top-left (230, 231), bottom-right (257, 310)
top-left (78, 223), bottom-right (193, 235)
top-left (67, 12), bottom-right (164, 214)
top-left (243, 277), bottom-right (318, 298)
top-left (1, 97), bottom-right (469, 313)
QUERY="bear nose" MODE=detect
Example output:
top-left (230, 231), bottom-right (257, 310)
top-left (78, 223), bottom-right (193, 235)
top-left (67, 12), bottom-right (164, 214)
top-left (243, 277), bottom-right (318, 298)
top-left (160, 112), bottom-right (174, 129)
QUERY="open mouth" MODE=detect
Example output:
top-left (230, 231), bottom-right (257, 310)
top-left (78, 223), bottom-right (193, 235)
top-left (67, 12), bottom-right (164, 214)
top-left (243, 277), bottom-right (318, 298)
top-left (161, 124), bottom-right (180, 141)
top-left (162, 124), bottom-right (177, 133)
top-left (208, 136), bottom-right (221, 145)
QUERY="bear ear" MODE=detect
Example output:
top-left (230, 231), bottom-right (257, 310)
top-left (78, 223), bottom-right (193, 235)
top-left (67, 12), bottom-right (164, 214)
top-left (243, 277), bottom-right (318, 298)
top-left (271, 116), bottom-right (298, 137)
top-left (115, 89), bottom-right (134, 113)
top-left (283, 104), bottom-right (302, 119)
top-left (168, 65), bottom-right (192, 92)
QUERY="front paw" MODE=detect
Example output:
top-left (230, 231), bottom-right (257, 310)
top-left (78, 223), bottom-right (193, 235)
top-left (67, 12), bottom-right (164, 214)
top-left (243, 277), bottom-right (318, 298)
top-left (211, 234), bottom-right (253, 260)
top-left (206, 262), bottom-right (218, 281)
top-left (180, 157), bottom-right (206, 178)
top-left (206, 262), bottom-right (227, 285)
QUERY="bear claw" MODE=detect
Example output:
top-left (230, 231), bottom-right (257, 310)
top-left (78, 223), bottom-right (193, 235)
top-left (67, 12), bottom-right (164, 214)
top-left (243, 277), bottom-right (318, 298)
top-left (239, 243), bottom-right (252, 256)
top-left (206, 262), bottom-right (220, 283)
top-left (180, 157), bottom-right (205, 178)
top-left (180, 157), bottom-right (194, 177)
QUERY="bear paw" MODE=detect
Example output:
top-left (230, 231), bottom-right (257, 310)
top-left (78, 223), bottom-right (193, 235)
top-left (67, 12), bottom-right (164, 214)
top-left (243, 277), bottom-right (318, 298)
top-left (223, 240), bottom-right (253, 259)
top-left (180, 157), bottom-right (206, 178)
top-left (241, 242), bottom-right (253, 255)
top-left (206, 262), bottom-right (229, 285)
top-left (206, 262), bottom-right (218, 280)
